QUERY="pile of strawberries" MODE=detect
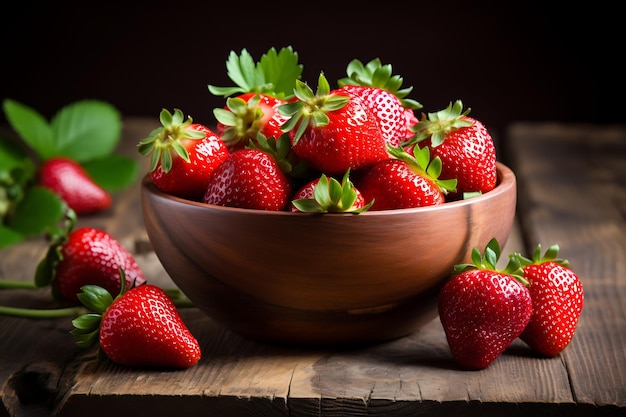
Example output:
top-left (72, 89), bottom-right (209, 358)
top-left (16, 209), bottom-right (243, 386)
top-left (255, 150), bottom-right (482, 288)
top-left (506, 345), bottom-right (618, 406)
top-left (138, 47), bottom-right (497, 213)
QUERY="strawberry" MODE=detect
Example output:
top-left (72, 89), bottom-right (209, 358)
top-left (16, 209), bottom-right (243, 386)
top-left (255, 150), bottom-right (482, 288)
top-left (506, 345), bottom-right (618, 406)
top-left (290, 169), bottom-right (373, 213)
top-left (355, 145), bottom-right (457, 210)
top-left (72, 276), bottom-right (201, 369)
top-left (37, 157), bottom-right (112, 215)
top-left (438, 238), bottom-right (533, 370)
top-left (208, 47), bottom-right (303, 151)
top-left (405, 100), bottom-right (497, 200)
top-left (278, 72), bottom-right (388, 176)
top-left (337, 58), bottom-right (422, 147)
top-left (516, 244), bottom-right (584, 357)
top-left (202, 134), bottom-right (293, 211)
top-left (35, 225), bottom-right (146, 305)
top-left (137, 108), bottom-right (229, 201)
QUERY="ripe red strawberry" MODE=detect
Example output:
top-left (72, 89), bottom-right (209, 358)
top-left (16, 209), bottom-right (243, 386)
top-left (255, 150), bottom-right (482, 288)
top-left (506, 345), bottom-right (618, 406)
top-left (214, 92), bottom-right (290, 151)
top-left (72, 278), bottom-right (201, 369)
top-left (279, 72), bottom-right (388, 176)
top-left (405, 100), bottom-right (497, 200)
top-left (36, 226), bottom-right (146, 305)
top-left (137, 108), bottom-right (229, 201)
top-left (202, 138), bottom-right (293, 211)
top-left (516, 244), bottom-right (584, 357)
top-left (337, 58), bottom-right (422, 147)
top-left (37, 157), bottom-right (112, 215)
top-left (290, 169), bottom-right (372, 213)
top-left (438, 238), bottom-right (533, 370)
top-left (355, 145), bottom-right (457, 210)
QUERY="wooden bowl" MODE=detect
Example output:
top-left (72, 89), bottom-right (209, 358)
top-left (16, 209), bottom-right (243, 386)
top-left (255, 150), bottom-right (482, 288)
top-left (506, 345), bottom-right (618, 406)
top-left (141, 162), bottom-right (517, 346)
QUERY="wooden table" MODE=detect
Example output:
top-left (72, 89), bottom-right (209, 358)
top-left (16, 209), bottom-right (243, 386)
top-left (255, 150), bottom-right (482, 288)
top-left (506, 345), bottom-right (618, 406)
top-left (1, 119), bottom-right (624, 416)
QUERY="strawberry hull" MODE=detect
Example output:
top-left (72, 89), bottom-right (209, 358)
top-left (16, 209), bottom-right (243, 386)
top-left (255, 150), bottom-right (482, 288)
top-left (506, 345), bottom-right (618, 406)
top-left (141, 163), bottom-right (517, 346)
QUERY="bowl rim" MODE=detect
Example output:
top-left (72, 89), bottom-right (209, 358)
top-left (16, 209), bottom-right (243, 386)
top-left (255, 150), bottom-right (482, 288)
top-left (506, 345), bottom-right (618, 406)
top-left (141, 161), bottom-right (515, 217)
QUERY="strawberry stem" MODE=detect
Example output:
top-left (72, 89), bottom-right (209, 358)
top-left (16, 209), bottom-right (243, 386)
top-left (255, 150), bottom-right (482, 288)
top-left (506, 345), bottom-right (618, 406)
top-left (0, 280), bottom-right (38, 289)
top-left (0, 305), bottom-right (88, 319)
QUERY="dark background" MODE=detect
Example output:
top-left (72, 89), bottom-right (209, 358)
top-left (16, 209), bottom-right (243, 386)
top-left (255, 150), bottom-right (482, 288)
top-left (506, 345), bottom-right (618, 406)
top-left (1, 1), bottom-right (622, 154)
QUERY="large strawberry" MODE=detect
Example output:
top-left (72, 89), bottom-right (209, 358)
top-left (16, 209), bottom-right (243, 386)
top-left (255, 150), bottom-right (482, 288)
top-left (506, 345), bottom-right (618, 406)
top-left (278, 72), bottom-right (388, 176)
top-left (405, 100), bottom-right (497, 200)
top-left (36, 224), bottom-right (146, 305)
top-left (202, 134), bottom-right (293, 211)
top-left (355, 145), bottom-right (457, 210)
top-left (290, 169), bottom-right (373, 213)
top-left (516, 244), bottom-right (584, 357)
top-left (337, 58), bottom-right (422, 147)
top-left (72, 277), bottom-right (201, 369)
top-left (37, 157), bottom-right (112, 215)
top-left (438, 238), bottom-right (533, 370)
top-left (137, 108), bottom-right (229, 201)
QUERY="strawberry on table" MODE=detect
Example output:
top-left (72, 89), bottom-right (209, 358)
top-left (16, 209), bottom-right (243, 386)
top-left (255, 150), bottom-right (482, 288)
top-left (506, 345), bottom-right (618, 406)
top-left (36, 224), bottom-right (146, 305)
top-left (37, 157), bottom-right (112, 215)
top-left (279, 72), bottom-right (388, 176)
top-left (438, 238), bottom-right (533, 370)
top-left (72, 276), bottom-right (201, 369)
top-left (405, 100), bottom-right (497, 200)
top-left (337, 58), bottom-right (422, 147)
top-left (137, 108), bottom-right (229, 201)
top-left (355, 145), bottom-right (457, 210)
top-left (515, 244), bottom-right (584, 357)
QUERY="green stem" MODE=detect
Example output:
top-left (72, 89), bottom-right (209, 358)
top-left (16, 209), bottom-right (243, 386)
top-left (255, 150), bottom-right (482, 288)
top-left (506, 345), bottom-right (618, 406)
top-left (173, 298), bottom-right (196, 309)
top-left (0, 280), bottom-right (38, 290)
top-left (0, 305), bottom-right (88, 319)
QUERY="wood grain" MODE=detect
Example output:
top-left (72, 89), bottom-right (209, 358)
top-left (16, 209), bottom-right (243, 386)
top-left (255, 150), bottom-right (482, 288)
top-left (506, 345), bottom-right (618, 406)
top-left (1, 119), bottom-right (624, 416)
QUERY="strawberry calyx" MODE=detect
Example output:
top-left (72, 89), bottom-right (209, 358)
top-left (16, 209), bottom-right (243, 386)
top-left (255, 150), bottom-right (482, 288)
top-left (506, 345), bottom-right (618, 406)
top-left (454, 237), bottom-right (528, 285)
top-left (214, 94), bottom-right (267, 148)
top-left (337, 58), bottom-right (422, 110)
top-left (514, 243), bottom-right (570, 268)
top-left (387, 144), bottom-right (457, 195)
top-left (278, 72), bottom-right (350, 144)
top-left (33, 207), bottom-right (77, 291)
top-left (137, 109), bottom-right (206, 174)
top-left (292, 169), bottom-right (374, 214)
top-left (207, 46), bottom-right (303, 100)
top-left (404, 100), bottom-right (473, 147)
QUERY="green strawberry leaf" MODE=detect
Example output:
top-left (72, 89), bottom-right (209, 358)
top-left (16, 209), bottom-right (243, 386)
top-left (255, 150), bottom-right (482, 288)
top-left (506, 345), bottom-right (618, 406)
top-left (83, 154), bottom-right (139, 192)
top-left (51, 100), bottom-right (122, 162)
top-left (6, 186), bottom-right (66, 237)
top-left (2, 99), bottom-right (55, 159)
top-left (0, 225), bottom-right (25, 249)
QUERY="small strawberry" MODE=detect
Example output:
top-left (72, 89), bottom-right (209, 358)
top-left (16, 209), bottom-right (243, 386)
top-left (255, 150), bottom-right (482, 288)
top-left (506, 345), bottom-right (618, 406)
top-left (279, 72), bottom-right (388, 176)
top-left (355, 145), bottom-right (457, 210)
top-left (37, 157), bottom-right (112, 215)
top-left (137, 108), bottom-right (229, 201)
top-left (405, 100), bottom-right (497, 200)
top-left (290, 169), bottom-right (373, 213)
top-left (515, 244), bottom-right (584, 357)
top-left (438, 238), bottom-right (533, 370)
top-left (35, 223), bottom-right (146, 305)
top-left (214, 92), bottom-right (290, 151)
top-left (202, 134), bottom-right (293, 211)
top-left (337, 58), bottom-right (422, 147)
top-left (72, 275), bottom-right (201, 369)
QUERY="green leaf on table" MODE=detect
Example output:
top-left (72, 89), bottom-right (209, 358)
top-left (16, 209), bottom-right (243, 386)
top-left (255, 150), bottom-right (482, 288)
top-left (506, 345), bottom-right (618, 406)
top-left (6, 186), bottom-right (65, 237)
top-left (0, 225), bottom-right (25, 249)
top-left (2, 99), bottom-right (55, 159)
top-left (51, 100), bottom-right (122, 162)
top-left (84, 154), bottom-right (140, 192)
